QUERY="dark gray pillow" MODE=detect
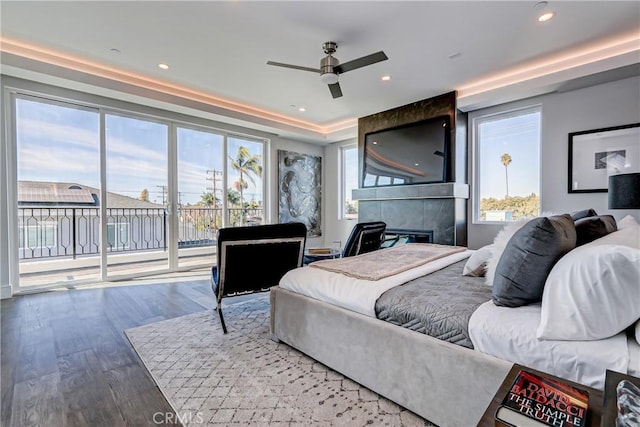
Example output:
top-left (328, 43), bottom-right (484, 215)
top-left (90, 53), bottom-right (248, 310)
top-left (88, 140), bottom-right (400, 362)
top-left (570, 208), bottom-right (597, 221)
top-left (492, 214), bottom-right (576, 307)
top-left (574, 215), bottom-right (617, 246)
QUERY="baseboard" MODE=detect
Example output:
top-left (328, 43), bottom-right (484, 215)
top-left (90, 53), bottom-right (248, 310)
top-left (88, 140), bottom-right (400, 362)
top-left (0, 283), bottom-right (13, 299)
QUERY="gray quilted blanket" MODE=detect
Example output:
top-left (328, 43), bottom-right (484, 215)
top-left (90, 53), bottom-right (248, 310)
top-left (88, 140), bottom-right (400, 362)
top-left (374, 260), bottom-right (491, 348)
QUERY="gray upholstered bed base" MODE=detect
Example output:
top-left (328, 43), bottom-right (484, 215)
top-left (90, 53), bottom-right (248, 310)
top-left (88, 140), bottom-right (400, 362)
top-left (270, 286), bottom-right (513, 427)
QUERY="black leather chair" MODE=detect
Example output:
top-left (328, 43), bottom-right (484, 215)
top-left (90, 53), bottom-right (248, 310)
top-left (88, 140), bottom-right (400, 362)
top-left (342, 221), bottom-right (387, 257)
top-left (211, 222), bottom-right (307, 333)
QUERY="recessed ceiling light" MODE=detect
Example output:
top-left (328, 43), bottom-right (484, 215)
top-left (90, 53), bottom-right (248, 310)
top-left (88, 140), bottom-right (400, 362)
top-left (158, 63), bottom-right (169, 70)
top-left (414, 163), bottom-right (420, 166)
top-left (448, 52), bottom-right (461, 59)
top-left (538, 11), bottom-right (555, 22)
top-left (298, 107), bottom-right (306, 112)
top-left (372, 141), bottom-right (378, 145)
top-left (110, 48), bottom-right (121, 54)
top-left (381, 75), bottom-right (391, 81)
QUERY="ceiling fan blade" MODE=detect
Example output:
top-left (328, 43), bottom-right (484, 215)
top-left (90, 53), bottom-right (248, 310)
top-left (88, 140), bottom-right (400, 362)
top-left (334, 51), bottom-right (388, 74)
top-left (328, 82), bottom-right (343, 99)
top-left (266, 61), bottom-right (320, 73)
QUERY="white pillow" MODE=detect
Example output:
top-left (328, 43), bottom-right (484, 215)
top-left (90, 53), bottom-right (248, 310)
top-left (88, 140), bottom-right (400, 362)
top-left (617, 214), bottom-right (639, 230)
top-left (537, 244), bottom-right (640, 341)
top-left (588, 224), bottom-right (639, 249)
top-left (463, 244), bottom-right (494, 277)
top-left (484, 218), bottom-right (530, 287)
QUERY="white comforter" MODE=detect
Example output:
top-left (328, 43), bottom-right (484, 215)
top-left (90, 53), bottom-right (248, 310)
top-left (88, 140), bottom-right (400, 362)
top-left (279, 249), bottom-right (472, 317)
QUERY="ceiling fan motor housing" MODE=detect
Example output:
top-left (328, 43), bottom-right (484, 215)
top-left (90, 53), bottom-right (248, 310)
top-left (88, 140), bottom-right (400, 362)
top-left (322, 41), bottom-right (338, 54)
top-left (320, 52), bottom-right (340, 84)
top-left (320, 41), bottom-right (340, 83)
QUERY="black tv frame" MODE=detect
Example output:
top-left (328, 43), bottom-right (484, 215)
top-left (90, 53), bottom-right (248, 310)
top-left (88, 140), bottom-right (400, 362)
top-left (361, 114), bottom-right (451, 188)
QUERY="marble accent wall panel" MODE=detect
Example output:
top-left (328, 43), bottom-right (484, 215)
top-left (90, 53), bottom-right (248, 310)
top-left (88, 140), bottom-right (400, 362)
top-left (358, 198), bottom-right (460, 246)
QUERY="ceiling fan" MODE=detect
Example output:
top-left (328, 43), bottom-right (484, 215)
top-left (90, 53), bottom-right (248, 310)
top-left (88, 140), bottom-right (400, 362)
top-left (267, 41), bottom-right (388, 99)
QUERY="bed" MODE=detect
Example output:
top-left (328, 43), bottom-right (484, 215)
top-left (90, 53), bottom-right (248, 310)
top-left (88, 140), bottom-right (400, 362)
top-left (270, 218), bottom-right (640, 427)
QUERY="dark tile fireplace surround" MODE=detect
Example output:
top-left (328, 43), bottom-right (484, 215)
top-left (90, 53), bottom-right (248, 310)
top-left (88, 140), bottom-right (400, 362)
top-left (353, 91), bottom-right (468, 247)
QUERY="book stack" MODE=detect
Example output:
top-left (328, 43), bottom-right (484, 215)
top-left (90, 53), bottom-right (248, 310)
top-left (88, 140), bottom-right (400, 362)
top-left (495, 370), bottom-right (589, 427)
top-left (307, 248), bottom-right (333, 255)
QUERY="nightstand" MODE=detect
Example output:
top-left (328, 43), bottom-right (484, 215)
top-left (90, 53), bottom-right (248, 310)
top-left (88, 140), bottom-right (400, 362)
top-left (478, 364), bottom-right (603, 427)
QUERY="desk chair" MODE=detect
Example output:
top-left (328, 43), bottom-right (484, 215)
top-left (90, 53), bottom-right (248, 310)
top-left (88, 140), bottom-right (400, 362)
top-left (342, 221), bottom-right (387, 257)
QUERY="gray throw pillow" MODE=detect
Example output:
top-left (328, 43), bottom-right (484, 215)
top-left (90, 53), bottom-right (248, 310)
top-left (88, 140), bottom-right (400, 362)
top-left (492, 214), bottom-right (576, 307)
top-left (570, 208), bottom-right (597, 221)
top-left (574, 215), bottom-right (617, 246)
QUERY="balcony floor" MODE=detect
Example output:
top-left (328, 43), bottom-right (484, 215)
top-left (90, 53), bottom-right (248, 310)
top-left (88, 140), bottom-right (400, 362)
top-left (18, 253), bottom-right (215, 290)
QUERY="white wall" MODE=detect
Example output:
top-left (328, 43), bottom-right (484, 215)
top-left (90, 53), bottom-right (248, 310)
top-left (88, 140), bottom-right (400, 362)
top-left (467, 76), bottom-right (640, 249)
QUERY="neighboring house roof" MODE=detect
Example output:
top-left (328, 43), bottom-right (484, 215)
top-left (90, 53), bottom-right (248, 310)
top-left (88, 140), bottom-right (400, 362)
top-left (18, 181), bottom-right (164, 209)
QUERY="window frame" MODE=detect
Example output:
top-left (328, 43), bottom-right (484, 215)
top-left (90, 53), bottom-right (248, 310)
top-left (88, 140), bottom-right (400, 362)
top-left (471, 105), bottom-right (542, 225)
top-left (340, 144), bottom-right (359, 220)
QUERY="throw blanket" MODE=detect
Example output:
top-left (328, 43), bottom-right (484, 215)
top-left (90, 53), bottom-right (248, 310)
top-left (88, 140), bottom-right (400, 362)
top-left (310, 243), bottom-right (466, 281)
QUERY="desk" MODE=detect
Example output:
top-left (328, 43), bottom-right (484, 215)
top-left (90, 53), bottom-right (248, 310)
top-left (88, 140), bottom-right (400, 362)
top-left (303, 248), bottom-right (341, 264)
top-left (478, 364), bottom-right (602, 427)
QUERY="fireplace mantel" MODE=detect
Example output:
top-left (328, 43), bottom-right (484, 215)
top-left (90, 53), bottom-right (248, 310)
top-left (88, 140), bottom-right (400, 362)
top-left (353, 183), bottom-right (468, 246)
top-left (353, 182), bottom-right (468, 201)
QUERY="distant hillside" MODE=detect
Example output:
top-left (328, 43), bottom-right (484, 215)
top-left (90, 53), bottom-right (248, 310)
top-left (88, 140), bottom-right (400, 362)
top-left (480, 193), bottom-right (540, 221)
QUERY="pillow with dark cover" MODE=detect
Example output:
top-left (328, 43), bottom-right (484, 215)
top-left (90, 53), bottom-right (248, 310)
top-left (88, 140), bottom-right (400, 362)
top-left (492, 214), bottom-right (576, 307)
top-left (574, 215), bottom-right (617, 246)
top-left (570, 208), bottom-right (597, 221)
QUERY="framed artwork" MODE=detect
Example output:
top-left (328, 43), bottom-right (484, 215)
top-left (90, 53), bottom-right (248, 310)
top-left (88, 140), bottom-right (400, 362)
top-left (568, 123), bottom-right (640, 193)
top-left (278, 150), bottom-right (322, 236)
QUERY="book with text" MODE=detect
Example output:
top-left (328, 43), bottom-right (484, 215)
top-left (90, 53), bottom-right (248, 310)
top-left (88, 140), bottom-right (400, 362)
top-left (495, 370), bottom-right (589, 427)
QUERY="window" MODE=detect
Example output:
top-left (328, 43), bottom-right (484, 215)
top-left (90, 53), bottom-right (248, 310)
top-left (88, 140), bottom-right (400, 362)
top-left (107, 222), bottom-right (130, 250)
top-left (341, 146), bottom-right (359, 219)
top-left (473, 106), bottom-right (541, 223)
top-left (19, 222), bottom-right (57, 249)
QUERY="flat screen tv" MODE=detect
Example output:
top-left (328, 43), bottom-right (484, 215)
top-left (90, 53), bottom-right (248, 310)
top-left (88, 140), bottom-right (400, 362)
top-left (362, 115), bottom-right (450, 187)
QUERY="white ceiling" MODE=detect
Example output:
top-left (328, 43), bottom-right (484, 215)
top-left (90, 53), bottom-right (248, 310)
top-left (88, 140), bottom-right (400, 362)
top-left (1, 1), bottom-right (639, 143)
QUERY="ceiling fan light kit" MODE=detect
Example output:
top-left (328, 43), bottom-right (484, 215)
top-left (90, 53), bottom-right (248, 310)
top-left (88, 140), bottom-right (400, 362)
top-left (267, 41), bottom-right (388, 99)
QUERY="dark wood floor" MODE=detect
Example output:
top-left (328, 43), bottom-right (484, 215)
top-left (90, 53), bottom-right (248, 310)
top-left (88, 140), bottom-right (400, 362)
top-left (0, 278), bottom-right (235, 427)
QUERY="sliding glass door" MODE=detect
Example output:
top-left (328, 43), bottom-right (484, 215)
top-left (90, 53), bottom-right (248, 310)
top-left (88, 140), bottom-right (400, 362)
top-left (10, 91), bottom-right (267, 290)
top-left (15, 96), bottom-right (102, 289)
top-left (104, 113), bottom-right (170, 279)
top-left (176, 126), bottom-right (224, 269)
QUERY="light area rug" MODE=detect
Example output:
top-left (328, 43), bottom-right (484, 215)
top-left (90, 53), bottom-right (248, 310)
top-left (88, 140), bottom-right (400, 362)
top-left (125, 295), bottom-right (435, 426)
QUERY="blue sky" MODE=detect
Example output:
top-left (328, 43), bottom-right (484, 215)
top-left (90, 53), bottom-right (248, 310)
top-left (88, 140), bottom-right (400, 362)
top-left (478, 112), bottom-right (540, 199)
top-left (16, 98), bottom-right (263, 206)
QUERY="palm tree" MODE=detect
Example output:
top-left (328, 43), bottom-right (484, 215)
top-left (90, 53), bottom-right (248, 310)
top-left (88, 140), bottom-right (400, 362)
top-left (226, 188), bottom-right (241, 207)
top-left (501, 153), bottom-right (512, 198)
top-left (229, 146), bottom-right (262, 207)
top-left (199, 192), bottom-right (216, 207)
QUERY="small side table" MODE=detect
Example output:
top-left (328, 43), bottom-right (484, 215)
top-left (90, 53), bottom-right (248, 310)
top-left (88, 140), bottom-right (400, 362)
top-left (303, 248), bottom-right (341, 265)
top-left (478, 364), bottom-right (602, 427)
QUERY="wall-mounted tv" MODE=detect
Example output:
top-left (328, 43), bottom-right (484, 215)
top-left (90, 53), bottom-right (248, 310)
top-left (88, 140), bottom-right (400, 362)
top-left (362, 115), bottom-right (450, 187)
